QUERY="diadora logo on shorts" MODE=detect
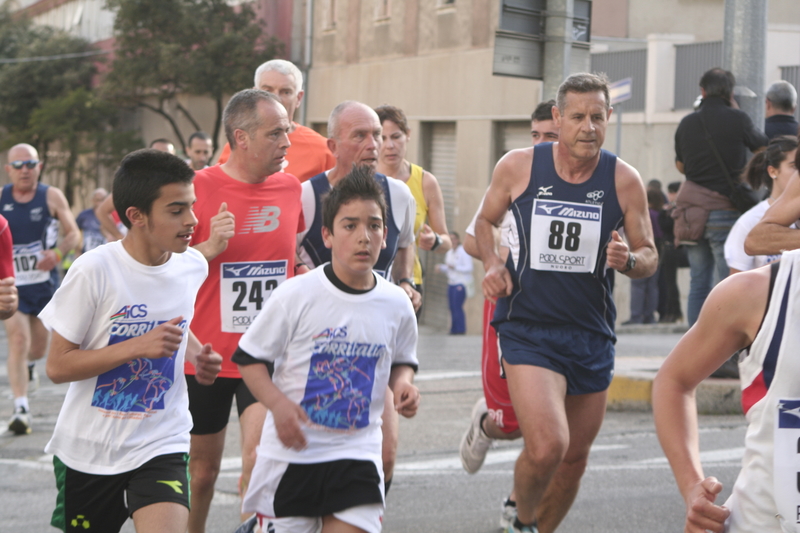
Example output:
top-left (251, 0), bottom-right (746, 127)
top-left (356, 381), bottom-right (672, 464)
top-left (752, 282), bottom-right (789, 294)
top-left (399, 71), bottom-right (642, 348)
top-left (537, 186), bottom-right (554, 197)
top-left (586, 190), bottom-right (604, 204)
top-left (110, 304), bottom-right (148, 320)
top-left (536, 200), bottom-right (601, 220)
top-left (240, 206), bottom-right (281, 234)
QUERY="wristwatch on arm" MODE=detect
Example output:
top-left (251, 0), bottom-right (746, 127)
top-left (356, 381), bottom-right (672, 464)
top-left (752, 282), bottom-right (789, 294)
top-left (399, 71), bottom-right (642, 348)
top-left (620, 252), bottom-right (636, 273)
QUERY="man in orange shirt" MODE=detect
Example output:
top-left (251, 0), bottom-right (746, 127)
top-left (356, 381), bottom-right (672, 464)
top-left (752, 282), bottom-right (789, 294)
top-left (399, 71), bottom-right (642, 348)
top-left (217, 60), bottom-right (334, 181)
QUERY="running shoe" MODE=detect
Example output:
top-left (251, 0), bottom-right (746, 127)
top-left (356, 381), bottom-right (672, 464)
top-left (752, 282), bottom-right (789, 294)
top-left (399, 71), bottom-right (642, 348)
top-left (459, 397), bottom-right (493, 473)
top-left (506, 519), bottom-right (539, 533)
top-left (8, 406), bottom-right (31, 435)
top-left (28, 363), bottom-right (39, 393)
top-left (232, 514), bottom-right (257, 533)
top-left (499, 498), bottom-right (517, 530)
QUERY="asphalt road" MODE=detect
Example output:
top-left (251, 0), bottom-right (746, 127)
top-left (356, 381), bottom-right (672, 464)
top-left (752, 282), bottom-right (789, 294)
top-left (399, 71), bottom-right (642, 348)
top-left (0, 328), bottom-right (747, 532)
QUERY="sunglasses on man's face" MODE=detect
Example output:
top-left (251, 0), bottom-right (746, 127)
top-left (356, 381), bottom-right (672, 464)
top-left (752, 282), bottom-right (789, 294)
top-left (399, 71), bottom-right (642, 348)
top-left (10, 160), bottom-right (39, 170)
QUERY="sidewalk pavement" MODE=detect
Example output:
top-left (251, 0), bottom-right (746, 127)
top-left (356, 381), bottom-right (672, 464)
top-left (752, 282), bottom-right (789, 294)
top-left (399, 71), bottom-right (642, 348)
top-left (608, 322), bottom-right (741, 414)
top-left (417, 322), bottom-right (742, 416)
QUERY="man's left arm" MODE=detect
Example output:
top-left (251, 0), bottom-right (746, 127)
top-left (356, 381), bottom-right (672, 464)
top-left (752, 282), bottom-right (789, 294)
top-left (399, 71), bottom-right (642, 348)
top-left (607, 161), bottom-right (658, 279)
top-left (40, 187), bottom-right (80, 271)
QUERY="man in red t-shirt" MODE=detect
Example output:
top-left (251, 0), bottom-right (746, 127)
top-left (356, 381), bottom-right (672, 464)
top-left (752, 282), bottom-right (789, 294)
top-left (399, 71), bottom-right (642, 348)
top-left (0, 214), bottom-right (18, 320)
top-left (216, 59), bottom-right (334, 181)
top-left (186, 89), bottom-right (305, 533)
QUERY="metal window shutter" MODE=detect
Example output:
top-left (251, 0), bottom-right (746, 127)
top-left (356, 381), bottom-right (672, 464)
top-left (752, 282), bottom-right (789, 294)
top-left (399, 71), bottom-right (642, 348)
top-left (420, 122), bottom-right (457, 330)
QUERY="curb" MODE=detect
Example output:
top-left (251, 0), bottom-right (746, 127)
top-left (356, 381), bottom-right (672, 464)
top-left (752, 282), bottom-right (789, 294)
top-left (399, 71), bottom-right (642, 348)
top-left (607, 374), bottom-right (742, 414)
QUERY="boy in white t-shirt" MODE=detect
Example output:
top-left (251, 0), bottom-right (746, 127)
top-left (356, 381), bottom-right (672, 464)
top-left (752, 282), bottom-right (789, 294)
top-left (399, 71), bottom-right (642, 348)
top-left (39, 149), bottom-right (223, 533)
top-left (232, 165), bottom-right (420, 533)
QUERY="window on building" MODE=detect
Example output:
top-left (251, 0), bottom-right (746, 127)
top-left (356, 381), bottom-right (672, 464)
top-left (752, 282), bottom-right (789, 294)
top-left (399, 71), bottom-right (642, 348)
top-left (375, 0), bottom-right (390, 21)
top-left (323, 0), bottom-right (337, 30)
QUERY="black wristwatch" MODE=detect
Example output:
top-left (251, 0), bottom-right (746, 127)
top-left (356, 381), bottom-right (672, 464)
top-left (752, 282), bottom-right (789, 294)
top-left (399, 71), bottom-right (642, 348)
top-left (398, 278), bottom-right (417, 290)
top-left (430, 233), bottom-right (442, 251)
top-left (621, 252), bottom-right (636, 273)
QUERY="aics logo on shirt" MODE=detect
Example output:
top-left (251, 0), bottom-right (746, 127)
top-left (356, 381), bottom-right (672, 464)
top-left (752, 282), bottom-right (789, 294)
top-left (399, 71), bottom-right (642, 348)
top-left (110, 304), bottom-right (148, 320)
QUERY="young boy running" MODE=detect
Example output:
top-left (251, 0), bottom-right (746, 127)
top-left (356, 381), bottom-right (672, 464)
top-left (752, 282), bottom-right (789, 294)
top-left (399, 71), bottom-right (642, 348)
top-left (233, 165), bottom-right (420, 533)
top-left (40, 149), bottom-right (222, 533)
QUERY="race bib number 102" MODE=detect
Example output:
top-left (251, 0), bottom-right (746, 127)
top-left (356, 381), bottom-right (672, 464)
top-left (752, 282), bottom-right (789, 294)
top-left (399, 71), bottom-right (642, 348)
top-left (530, 199), bottom-right (602, 274)
top-left (220, 260), bottom-right (287, 333)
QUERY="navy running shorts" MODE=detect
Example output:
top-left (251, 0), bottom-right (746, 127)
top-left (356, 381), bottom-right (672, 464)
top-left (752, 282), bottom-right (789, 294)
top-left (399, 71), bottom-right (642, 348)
top-left (18, 278), bottom-right (56, 316)
top-left (495, 320), bottom-right (614, 395)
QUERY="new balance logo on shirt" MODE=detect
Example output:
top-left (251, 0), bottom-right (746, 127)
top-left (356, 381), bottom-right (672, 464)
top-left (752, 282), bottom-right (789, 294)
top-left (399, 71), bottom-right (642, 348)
top-left (239, 206), bottom-right (281, 234)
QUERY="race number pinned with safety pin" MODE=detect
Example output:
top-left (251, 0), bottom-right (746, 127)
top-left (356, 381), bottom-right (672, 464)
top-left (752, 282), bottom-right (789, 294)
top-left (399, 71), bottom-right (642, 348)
top-left (773, 399), bottom-right (800, 529)
top-left (12, 242), bottom-right (50, 286)
top-left (220, 260), bottom-right (287, 333)
top-left (530, 199), bottom-right (602, 274)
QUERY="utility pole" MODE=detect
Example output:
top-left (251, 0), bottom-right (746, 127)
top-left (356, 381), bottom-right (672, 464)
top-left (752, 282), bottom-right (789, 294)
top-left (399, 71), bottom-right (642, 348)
top-left (543, 0), bottom-right (574, 101)
top-left (542, 0), bottom-right (592, 101)
top-left (723, 0), bottom-right (767, 128)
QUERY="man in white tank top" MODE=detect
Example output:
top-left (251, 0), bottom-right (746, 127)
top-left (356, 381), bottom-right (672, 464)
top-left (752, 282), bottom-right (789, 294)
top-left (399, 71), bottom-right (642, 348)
top-left (654, 250), bottom-right (800, 532)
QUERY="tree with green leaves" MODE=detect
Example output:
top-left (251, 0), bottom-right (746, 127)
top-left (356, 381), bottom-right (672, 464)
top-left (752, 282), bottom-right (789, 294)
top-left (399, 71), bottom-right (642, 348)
top-left (0, 5), bottom-right (141, 204)
top-left (103, 0), bottom-right (282, 155)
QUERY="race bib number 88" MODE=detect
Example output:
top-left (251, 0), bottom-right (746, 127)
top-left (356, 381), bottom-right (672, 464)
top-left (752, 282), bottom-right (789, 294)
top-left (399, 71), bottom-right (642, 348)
top-left (530, 199), bottom-right (602, 274)
top-left (220, 260), bottom-right (287, 333)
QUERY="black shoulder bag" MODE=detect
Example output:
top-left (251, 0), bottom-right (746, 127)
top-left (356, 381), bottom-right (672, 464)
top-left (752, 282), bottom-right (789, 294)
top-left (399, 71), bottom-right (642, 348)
top-left (698, 112), bottom-right (759, 213)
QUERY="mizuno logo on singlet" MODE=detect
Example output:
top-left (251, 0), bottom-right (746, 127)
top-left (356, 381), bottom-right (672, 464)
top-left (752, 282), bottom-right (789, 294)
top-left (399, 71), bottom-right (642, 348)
top-left (539, 204), bottom-right (562, 215)
top-left (224, 265), bottom-right (249, 276)
top-left (2, 204), bottom-right (12, 211)
top-left (538, 186), bottom-right (553, 197)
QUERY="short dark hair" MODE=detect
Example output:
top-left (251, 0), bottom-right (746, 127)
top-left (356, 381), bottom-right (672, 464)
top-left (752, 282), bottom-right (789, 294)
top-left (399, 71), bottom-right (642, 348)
top-left (374, 104), bottom-right (410, 135)
top-left (557, 73), bottom-right (610, 112)
top-left (113, 149), bottom-right (195, 229)
top-left (531, 100), bottom-right (556, 122)
top-left (149, 138), bottom-right (173, 148)
top-left (322, 165), bottom-right (387, 233)
top-left (187, 131), bottom-right (211, 146)
top-left (700, 68), bottom-right (735, 102)
top-left (647, 189), bottom-right (664, 211)
top-left (667, 181), bottom-right (681, 194)
top-left (223, 89), bottom-right (282, 149)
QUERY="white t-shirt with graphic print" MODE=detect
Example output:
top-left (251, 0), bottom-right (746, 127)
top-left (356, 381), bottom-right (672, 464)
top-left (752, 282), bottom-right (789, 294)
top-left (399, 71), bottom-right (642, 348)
top-left (238, 266), bottom-right (418, 470)
top-left (39, 241), bottom-right (207, 475)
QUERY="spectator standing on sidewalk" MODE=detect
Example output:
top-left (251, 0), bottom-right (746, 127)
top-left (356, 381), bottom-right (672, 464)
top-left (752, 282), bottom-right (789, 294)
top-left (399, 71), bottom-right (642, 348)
top-left (657, 181), bottom-right (685, 323)
top-left (764, 81), bottom-right (798, 140)
top-left (725, 135), bottom-right (797, 274)
top-left (625, 190), bottom-right (664, 324)
top-left (673, 68), bottom-right (767, 325)
top-left (436, 231), bottom-right (473, 334)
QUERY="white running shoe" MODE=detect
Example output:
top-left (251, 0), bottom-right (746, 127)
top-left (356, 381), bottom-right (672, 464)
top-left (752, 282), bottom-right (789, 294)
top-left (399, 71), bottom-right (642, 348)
top-left (499, 498), bottom-right (517, 530)
top-left (8, 406), bottom-right (31, 435)
top-left (459, 397), bottom-right (493, 473)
